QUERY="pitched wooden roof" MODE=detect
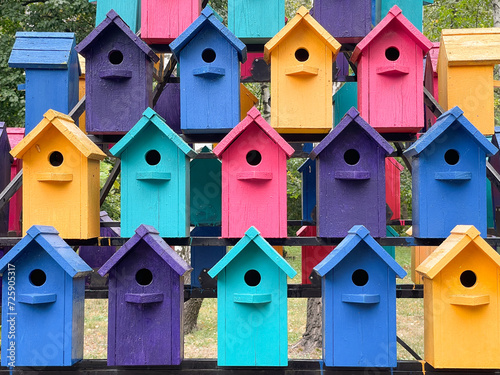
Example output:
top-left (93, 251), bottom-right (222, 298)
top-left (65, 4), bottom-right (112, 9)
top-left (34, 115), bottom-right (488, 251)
top-left (440, 28), bottom-right (500, 66)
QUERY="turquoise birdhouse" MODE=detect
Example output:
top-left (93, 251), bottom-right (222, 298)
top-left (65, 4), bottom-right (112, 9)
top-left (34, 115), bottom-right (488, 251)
top-left (91, 0), bottom-right (141, 33)
top-left (208, 226), bottom-right (297, 367)
top-left (110, 108), bottom-right (197, 238)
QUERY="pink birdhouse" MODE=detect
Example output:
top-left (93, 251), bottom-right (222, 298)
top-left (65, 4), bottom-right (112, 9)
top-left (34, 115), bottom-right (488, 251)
top-left (213, 107), bottom-right (294, 238)
top-left (351, 5), bottom-right (432, 133)
top-left (385, 157), bottom-right (404, 221)
top-left (424, 42), bottom-right (440, 130)
top-left (7, 127), bottom-right (24, 235)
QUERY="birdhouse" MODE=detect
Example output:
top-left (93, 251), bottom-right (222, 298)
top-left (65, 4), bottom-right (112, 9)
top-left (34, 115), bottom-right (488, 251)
top-left (240, 84), bottom-right (258, 121)
top-left (98, 224), bottom-right (191, 366)
top-left (213, 107), bottom-right (294, 238)
top-left (404, 107), bottom-right (498, 238)
top-left (298, 144), bottom-right (316, 222)
top-left (190, 146), bottom-right (221, 226)
top-left (351, 5), bottom-right (433, 133)
top-left (0, 225), bottom-right (91, 367)
top-left (153, 82), bottom-right (181, 134)
top-left (110, 108), bottom-right (196, 238)
top-left (310, 107), bottom-right (394, 238)
top-left (0, 123), bottom-right (10, 236)
top-left (170, 6), bottom-right (247, 134)
top-left (385, 157), bottom-right (404, 220)
top-left (378, 0), bottom-right (434, 31)
top-left (228, 0), bottom-right (284, 43)
top-left (8, 32), bottom-right (80, 134)
top-left (490, 129), bottom-right (500, 221)
top-left (75, 10), bottom-right (159, 134)
top-left (264, 6), bottom-right (341, 134)
top-left (297, 226), bottom-right (334, 284)
top-left (333, 82), bottom-right (358, 126)
top-left (411, 245), bottom-right (436, 284)
top-left (92, 0), bottom-right (141, 33)
top-left (313, 0), bottom-right (372, 43)
top-left (314, 225), bottom-right (406, 367)
top-left (10, 110), bottom-right (106, 239)
top-left (78, 54), bottom-right (87, 133)
top-left (438, 28), bottom-right (500, 136)
top-left (383, 225), bottom-right (399, 258)
top-left (190, 226), bottom-right (225, 288)
top-left (7, 127), bottom-right (24, 236)
top-left (424, 43), bottom-right (439, 129)
top-left (141, 0), bottom-right (201, 44)
top-left (417, 225), bottom-right (500, 369)
top-left (208, 226), bottom-right (297, 366)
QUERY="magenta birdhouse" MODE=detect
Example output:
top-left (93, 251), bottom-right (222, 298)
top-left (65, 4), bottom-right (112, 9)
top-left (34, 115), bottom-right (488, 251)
top-left (424, 42), bottom-right (440, 130)
top-left (213, 107), bottom-right (294, 238)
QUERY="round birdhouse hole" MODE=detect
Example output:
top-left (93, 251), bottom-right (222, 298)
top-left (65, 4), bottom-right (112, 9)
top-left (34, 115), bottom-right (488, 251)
top-left (352, 269), bottom-right (369, 286)
top-left (385, 47), bottom-right (400, 61)
top-left (460, 270), bottom-right (477, 288)
top-left (145, 150), bottom-right (161, 165)
top-left (246, 150), bottom-right (262, 166)
top-left (49, 151), bottom-right (64, 167)
top-left (444, 149), bottom-right (460, 165)
top-left (295, 48), bottom-right (309, 62)
top-left (244, 269), bottom-right (261, 287)
top-left (136, 268), bottom-right (153, 286)
top-left (108, 50), bottom-right (124, 65)
top-left (29, 269), bottom-right (47, 287)
top-left (344, 149), bottom-right (360, 165)
top-left (202, 48), bottom-right (216, 63)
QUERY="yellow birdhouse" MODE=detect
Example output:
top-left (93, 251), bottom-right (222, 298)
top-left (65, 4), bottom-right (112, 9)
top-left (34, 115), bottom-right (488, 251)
top-left (240, 83), bottom-right (258, 121)
top-left (264, 6), bottom-right (341, 134)
top-left (438, 28), bottom-right (500, 135)
top-left (417, 225), bottom-right (500, 369)
top-left (10, 109), bottom-right (106, 239)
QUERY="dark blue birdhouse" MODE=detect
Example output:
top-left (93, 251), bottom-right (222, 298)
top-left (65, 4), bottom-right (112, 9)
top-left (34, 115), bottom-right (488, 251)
top-left (314, 225), bottom-right (406, 367)
top-left (190, 226), bottom-right (225, 288)
top-left (404, 106), bottom-right (498, 238)
top-left (298, 143), bottom-right (316, 222)
top-left (170, 6), bottom-right (247, 134)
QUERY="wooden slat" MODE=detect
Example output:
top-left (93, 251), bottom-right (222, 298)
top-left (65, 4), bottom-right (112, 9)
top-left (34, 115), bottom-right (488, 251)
top-left (69, 95), bottom-right (86, 122)
top-left (423, 86), bottom-right (444, 118)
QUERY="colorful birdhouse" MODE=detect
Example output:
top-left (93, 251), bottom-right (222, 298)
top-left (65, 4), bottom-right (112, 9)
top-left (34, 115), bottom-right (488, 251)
top-left (314, 225), bottom-right (406, 367)
top-left (404, 107), bottom-right (498, 238)
top-left (351, 5), bottom-right (433, 133)
top-left (10, 110), bottom-right (106, 239)
top-left (297, 226), bottom-right (334, 284)
top-left (310, 107), bottom-right (394, 238)
top-left (490, 129), bottom-right (500, 221)
top-left (228, 0), bottom-right (284, 43)
top-left (78, 54), bottom-right (87, 133)
top-left (383, 225), bottom-right (399, 258)
top-left (213, 107), bottom-right (294, 238)
top-left (417, 225), bottom-right (500, 369)
top-left (170, 6), bottom-right (247, 134)
top-left (333, 82), bottom-right (358, 127)
top-left (141, 0), bottom-right (201, 44)
top-left (264, 6), bottom-right (341, 134)
top-left (385, 157), bottom-right (404, 220)
top-left (411, 245), bottom-right (436, 284)
top-left (0, 123), bottom-right (10, 236)
top-left (7, 127), bottom-right (24, 236)
top-left (298, 144), bottom-right (316, 222)
top-left (0, 225), bottom-right (91, 366)
top-left (190, 226), bottom-right (225, 287)
top-left (378, 0), bottom-right (434, 31)
top-left (438, 28), bottom-right (500, 136)
top-left (240, 84), bottom-right (258, 121)
top-left (91, 0), bottom-right (141, 33)
top-left (110, 108), bottom-right (196, 238)
top-left (424, 43), bottom-right (439, 129)
top-left (75, 10), bottom-right (159, 134)
top-left (98, 224), bottom-right (191, 366)
top-left (208, 226), bottom-right (297, 366)
top-left (8, 32), bottom-right (80, 134)
top-left (153, 81), bottom-right (181, 134)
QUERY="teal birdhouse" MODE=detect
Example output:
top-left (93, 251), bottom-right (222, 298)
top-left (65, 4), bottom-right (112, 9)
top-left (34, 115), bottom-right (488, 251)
top-left (91, 0), bottom-right (141, 33)
top-left (208, 226), bottom-right (297, 367)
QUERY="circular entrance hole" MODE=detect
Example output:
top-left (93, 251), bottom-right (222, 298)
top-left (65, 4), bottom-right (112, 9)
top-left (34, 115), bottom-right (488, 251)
top-left (444, 149), bottom-right (460, 165)
top-left (30, 269), bottom-right (47, 287)
top-left (344, 149), bottom-right (360, 165)
top-left (295, 48), bottom-right (309, 62)
top-left (108, 50), bottom-right (123, 65)
top-left (49, 151), bottom-right (63, 167)
top-left (145, 150), bottom-right (161, 166)
top-left (246, 150), bottom-right (262, 166)
top-left (460, 270), bottom-right (477, 288)
top-left (202, 48), bottom-right (216, 63)
top-left (352, 269), bottom-right (369, 287)
top-left (136, 268), bottom-right (153, 286)
top-left (244, 269), bottom-right (261, 287)
top-left (385, 47), bottom-right (400, 61)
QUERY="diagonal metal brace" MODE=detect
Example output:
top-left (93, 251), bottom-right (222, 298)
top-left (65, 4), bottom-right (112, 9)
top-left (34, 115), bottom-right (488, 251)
top-left (0, 169), bottom-right (23, 211)
top-left (487, 161), bottom-right (500, 192)
top-left (423, 86), bottom-right (444, 118)
top-left (153, 56), bottom-right (178, 107)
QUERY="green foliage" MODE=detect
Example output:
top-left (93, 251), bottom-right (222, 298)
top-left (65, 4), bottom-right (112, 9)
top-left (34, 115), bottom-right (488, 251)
top-left (100, 158), bottom-right (121, 221)
top-left (287, 157), bottom-right (304, 236)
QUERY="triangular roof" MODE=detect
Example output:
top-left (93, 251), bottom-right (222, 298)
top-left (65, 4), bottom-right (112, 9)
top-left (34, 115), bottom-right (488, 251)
top-left (264, 6), bottom-right (341, 63)
top-left (213, 107), bottom-right (294, 158)
top-left (76, 10), bottom-right (159, 63)
top-left (110, 107), bottom-right (197, 158)
top-left (310, 107), bottom-right (394, 159)
top-left (9, 32), bottom-right (77, 69)
top-left (170, 6), bottom-right (247, 62)
top-left (7, 127), bottom-right (25, 150)
top-left (10, 109), bottom-right (106, 160)
top-left (314, 225), bottom-right (406, 278)
top-left (427, 42), bottom-right (440, 75)
top-left (351, 5), bottom-right (432, 63)
top-left (0, 225), bottom-right (92, 277)
top-left (208, 226), bottom-right (297, 279)
top-left (98, 224), bottom-right (191, 277)
top-left (417, 225), bottom-right (500, 279)
top-left (404, 106), bottom-right (498, 158)
top-left (440, 28), bottom-right (500, 66)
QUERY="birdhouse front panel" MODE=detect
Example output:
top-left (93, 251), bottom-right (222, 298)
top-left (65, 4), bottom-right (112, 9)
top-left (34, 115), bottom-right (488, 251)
top-left (93, 0), bottom-right (141, 33)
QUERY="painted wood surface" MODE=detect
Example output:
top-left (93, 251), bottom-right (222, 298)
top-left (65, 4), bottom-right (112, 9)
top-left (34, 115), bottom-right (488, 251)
top-left (153, 81), bottom-right (181, 134)
top-left (383, 225), bottom-right (398, 258)
top-left (298, 144), bottom-right (316, 222)
top-left (190, 226), bottom-right (225, 287)
top-left (297, 226), bottom-right (333, 284)
top-left (240, 84), bottom-right (258, 121)
top-left (0, 123), bottom-right (10, 236)
top-left (385, 157), bottom-right (404, 220)
top-left (490, 130), bottom-right (500, 228)
top-left (351, 5), bottom-right (432, 133)
top-left (333, 82), bottom-right (357, 127)
top-left (411, 245), bottom-right (436, 284)
top-left (92, 0), bottom-right (141, 33)
top-left (417, 225), bottom-right (500, 369)
top-left (424, 43), bottom-right (439, 129)
top-left (10, 110), bottom-right (106, 239)
top-left (7, 127), bottom-right (24, 236)
top-left (99, 224), bottom-right (191, 366)
top-left (78, 54), bottom-right (87, 133)
top-left (241, 52), bottom-right (264, 80)
top-left (378, 0), bottom-right (434, 31)
top-left (264, 6), bottom-right (341, 134)
top-left (0, 225), bottom-right (91, 366)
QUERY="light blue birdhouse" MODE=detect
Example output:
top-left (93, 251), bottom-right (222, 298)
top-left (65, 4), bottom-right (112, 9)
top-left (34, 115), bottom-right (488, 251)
top-left (333, 82), bottom-right (358, 127)
top-left (91, 0), bottom-right (141, 33)
top-left (375, 0), bottom-right (434, 31)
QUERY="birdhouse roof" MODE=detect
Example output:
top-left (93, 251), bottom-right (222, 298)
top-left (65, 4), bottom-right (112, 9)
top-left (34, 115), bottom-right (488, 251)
top-left (427, 42), bottom-right (440, 74)
top-left (7, 127), bottom-right (25, 150)
top-left (310, 107), bottom-right (394, 158)
top-left (264, 6), bottom-right (341, 63)
top-left (75, 10), bottom-right (159, 63)
top-left (170, 6), bottom-right (247, 62)
top-left (110, 107), bottom-right (197, 158)
top-left (213, 107), bottom-right (295, 158)
top-left (404, 106), bottom-right (498, 158)
top-left (208, 226), bottom-right (297, 279)
top-left (314, 225), bottom-right (406, 278)
top-left (98, 224), bottom-right (192, 277)
top-left (9, 32), bottom-right (77, 70)
top-left (440, 28), bottom-right (500, 66)
top-left (10, 109), bottom-right (106, 161)
top-left (351, 5), bottom-right (433, 63)
top-left (0, 225), bottom-right (92, 277)
top-left (416, 225), bottom-right (500, 279)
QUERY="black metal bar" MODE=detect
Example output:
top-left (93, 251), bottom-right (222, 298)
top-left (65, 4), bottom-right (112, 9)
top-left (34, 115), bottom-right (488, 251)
top-left (100, 160), bottom-right (121, 207)
top-left (397, 336), bottom-right (423, 361)
top-left (0, 169), bottom-right (22, 211)
top-left (69, 96), bottom-right (86, 122)
top-left (423, 86), bottom-right (445, 118)
top-left (153, 56), bottom-right (177, 107)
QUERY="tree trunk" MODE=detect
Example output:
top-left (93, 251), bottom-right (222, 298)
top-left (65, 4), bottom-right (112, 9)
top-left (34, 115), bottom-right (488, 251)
top-left (261, 82), bottom-right (271, 122)
top-left (294, 298), bottom-right (322, 352)
top-left (493, 0), bottom-right (500, 27)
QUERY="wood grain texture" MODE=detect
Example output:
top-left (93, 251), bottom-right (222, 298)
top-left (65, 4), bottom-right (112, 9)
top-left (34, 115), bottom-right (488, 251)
top-left (7, 127), bottom-right (24, 235)
top-left (93, 0), bottom-right (141, 33)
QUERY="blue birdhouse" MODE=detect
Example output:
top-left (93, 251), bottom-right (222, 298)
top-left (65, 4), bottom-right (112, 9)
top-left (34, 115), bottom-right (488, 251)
top-left (9, 32), bottom-right (80, 134)
top-left (170, 6), bottom-right (247, 134)
top-left (314, 225), bottom-right (406, 367)
top-left (190, 226), bottom-right (226, 287)
top-left (298, 143), bottom-right (316, 222)
top-left (110, 108), bottom-right (197, 238)
top-left (404, 106), bottom-right (498, 238)
top-left (208, 226), bottom-right (297, 367)
top-left (0, 225), bottom-right (91, 367)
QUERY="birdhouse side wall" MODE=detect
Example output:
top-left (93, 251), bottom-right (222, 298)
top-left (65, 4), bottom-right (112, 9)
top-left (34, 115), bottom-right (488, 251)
top-left (82, 157), bottom-right (102, 239)
top-left (385, 158), bottom-right (401, 220)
